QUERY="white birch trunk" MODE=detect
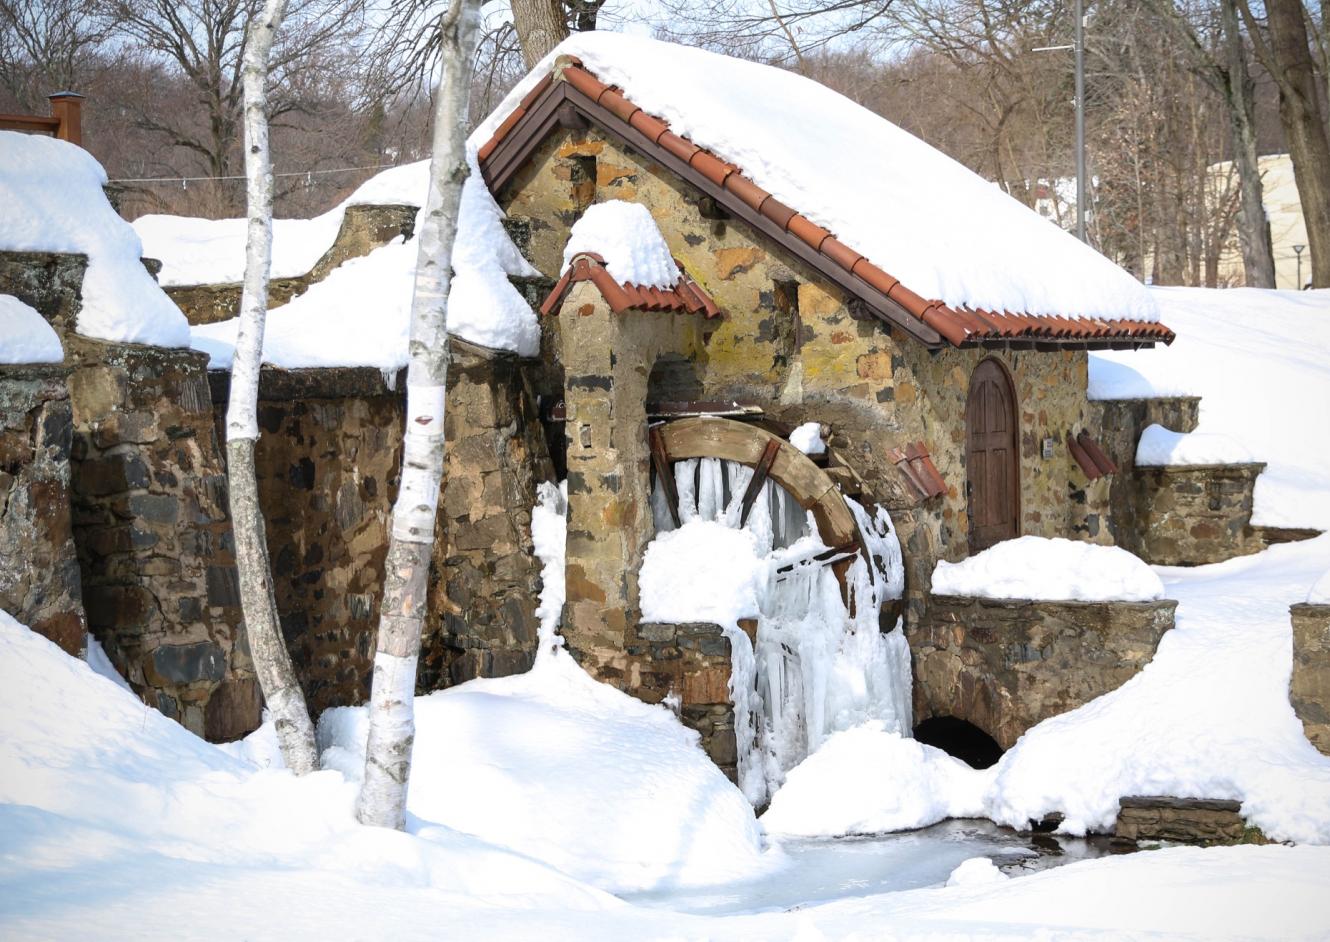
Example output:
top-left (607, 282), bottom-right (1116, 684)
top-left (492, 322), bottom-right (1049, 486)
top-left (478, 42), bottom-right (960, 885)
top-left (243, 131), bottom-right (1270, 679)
top-left (354, 0), bottom-right (481, 830)
top-left (228, 0), bottom-right (319, 776)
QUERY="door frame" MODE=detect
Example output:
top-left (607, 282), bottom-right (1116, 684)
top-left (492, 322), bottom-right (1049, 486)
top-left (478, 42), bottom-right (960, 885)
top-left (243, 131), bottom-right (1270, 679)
top-left (964, 356), bottom-right (1021, 554)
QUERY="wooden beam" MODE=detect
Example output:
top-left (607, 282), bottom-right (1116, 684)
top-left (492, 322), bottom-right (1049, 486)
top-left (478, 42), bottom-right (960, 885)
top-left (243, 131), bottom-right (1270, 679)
top-left (649, 425), bottom-right (682, 528)
top-left (739, 438), bottom-right (781, 528)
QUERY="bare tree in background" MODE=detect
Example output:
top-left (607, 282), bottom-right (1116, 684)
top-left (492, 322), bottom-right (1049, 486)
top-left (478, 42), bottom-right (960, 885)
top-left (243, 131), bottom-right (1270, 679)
top-left (1238, 0), bottom-right (1330, 287)
top-left (227, 0), bottom-right (320, 776)
top-left (0, 0), bottom-right (114, 108)
top-left (511, 0), bottom-right (567, 67)
top-left (103, 0), bottom-right (368, 210)
top-left (356, 0), bottom-right (480, 831)
top-left (1145, 0), bottom-right (1275, 287)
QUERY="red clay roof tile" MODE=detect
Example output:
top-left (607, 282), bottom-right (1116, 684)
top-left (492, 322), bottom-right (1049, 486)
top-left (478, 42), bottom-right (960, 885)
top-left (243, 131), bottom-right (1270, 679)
top-left (482, 62), bottom-right (1174, 350)
top-left (539, 252), bottom-right (721, 320)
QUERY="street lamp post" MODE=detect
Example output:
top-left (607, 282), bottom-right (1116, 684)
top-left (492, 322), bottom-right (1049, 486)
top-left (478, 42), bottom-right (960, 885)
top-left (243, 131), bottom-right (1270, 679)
top-left (1033, 0), bottom-right (1087, 243)
top-left (1293, 244), bottom-right (1306, 290)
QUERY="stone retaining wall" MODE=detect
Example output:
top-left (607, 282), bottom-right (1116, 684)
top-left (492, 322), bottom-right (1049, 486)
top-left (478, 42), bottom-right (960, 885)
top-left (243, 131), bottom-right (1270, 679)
top-left (0, 364), bottom-right (86, 654)
top-left (165, 204), bottom-right (418, 325)
top-left (65, 336), bottom-right (256, 740)
top-left (1291, 602), bottom-right (1330, 755)
top-left (1130, 463), bottom-right (1266, 566)
top-left (911, 594), bottom-right (1176, 749)
top-left (1114, 796), bottom-right (1254, 845)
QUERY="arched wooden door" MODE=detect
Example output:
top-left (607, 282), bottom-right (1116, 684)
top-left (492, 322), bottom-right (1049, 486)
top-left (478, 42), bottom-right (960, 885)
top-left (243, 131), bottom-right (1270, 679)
top-left (965, 359), bottom-right (1019, 553)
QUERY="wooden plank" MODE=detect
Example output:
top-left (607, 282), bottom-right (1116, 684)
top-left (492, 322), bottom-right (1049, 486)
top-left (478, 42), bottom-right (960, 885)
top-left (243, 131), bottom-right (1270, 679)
top-left (739, 439), bottom-right (781, 527)
top-left (649, 425), bottom-right (681, 528)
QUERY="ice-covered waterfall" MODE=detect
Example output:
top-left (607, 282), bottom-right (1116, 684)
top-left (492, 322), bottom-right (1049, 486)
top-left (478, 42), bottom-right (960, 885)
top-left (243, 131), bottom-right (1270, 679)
top-left (650, 458), bottom-right (911, 806)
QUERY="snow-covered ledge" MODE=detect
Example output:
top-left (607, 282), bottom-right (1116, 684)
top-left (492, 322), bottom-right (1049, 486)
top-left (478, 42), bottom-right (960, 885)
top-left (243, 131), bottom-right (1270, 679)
top-left (1291, 571), bottom-right (1330, 757)
top-left (911, 538), bottom-right (1175, 751)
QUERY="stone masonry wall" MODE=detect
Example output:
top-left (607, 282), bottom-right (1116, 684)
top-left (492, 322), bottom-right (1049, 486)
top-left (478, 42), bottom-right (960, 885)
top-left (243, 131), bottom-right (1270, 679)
top-left (913, 593), bottom-right (1176, 749)
top-left (1291, 603), bottom-right (1330, 756)
top-left (64, 335), bottom-right (257, 740)
top-left (498, 125), bottom-right (1116, 622)
top-left (0, 364), bottom-right (87, 655)
top-left (209, 342), bottom-right (553, 715)
top-left (164, 204), bottom-right (418, 325)
top-left (1130, 463), bottom-right (1266, 566)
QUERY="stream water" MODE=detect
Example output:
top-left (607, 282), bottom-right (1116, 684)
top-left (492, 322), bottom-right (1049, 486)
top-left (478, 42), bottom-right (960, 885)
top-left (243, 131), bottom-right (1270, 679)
top-left (621, 818), bottom-right (1129, 916)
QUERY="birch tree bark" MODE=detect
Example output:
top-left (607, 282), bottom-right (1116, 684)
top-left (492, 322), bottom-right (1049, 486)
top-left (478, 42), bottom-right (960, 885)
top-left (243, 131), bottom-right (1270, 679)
top-left (227, 0), bottom-right (319, 776)
top-left (355, 0), bottom-right (481, 831)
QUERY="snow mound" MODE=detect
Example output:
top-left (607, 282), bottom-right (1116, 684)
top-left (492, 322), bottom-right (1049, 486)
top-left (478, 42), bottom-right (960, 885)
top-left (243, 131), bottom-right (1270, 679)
top-left (191, 155), bottom-right (541, 367)
top-left (134, 159), bottom-right (434, 288)
top-left (931, 536), bottom-right (1165, 602)
top-left (0, 133), bottom-right (189, 347)
top-left (788, 422), bottom-right (825, 456)
top-left (317, 651), bottom-right (769, 893)
top-left (533, 33), bottom-right (1156, 322)
top-left (1090, 286), bottom-right (1330, 529)
top-left (0, 294), bottom-right (62, 363)
top-left (0, 610), bottom-right (607, 920)
top-left (945, 856), bottom-right (1009, 887)
top-left (1136, 423), bottom-right (1256, 467)
top-left (761, 722), bottom-right (986, 837)
top-left (561, 200), bottom-right (680, 288)
top-left (1309, 570), bottom-right (1330, 605)
top-left (639, 518), bottom-right (764, 625)
top-left (531, 480), bottom-right (568, 652)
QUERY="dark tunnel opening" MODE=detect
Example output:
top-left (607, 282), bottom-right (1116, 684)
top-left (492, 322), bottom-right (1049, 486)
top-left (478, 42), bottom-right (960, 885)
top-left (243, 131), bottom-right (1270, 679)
top-left (913, 716), bottom-right (1004, 769)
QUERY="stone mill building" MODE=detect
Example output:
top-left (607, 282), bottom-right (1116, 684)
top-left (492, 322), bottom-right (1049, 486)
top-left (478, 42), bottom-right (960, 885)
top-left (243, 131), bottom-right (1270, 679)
top-left (4, 33), bottom-right (1324, 783)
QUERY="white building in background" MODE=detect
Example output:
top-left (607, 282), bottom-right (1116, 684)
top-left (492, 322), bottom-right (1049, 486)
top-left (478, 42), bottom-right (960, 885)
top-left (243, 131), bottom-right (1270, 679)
top-left (1216, 154), bottom-right (1311, 290)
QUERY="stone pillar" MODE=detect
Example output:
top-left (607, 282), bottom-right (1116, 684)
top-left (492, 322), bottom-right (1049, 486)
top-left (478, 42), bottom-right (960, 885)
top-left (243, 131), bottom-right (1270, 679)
top-left (1291, 602), bottom-right (1330, 755)
top-left (558, 280), bottom-right (658, 680)
top-left (0, 363), bottom-right (87, 654)
top-left (65, 336), bottom-right (256, 740)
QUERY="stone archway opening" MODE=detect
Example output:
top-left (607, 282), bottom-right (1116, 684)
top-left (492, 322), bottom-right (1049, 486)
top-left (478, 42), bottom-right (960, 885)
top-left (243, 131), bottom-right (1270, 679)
top-left (913, 716), bottom-right (1004, 769)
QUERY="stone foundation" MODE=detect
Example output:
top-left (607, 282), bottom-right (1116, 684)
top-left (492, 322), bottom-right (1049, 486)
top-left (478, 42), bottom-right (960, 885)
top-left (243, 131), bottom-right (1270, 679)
top-left (911, 594), bottom-right (1176, 749)
top-left (0, 364), bottom-right (86, 654)
top-left (65, 336), bottom-right (256, 740)
top-left (1291, 602), bottom-right (1330, 755)
top-left (1114, 796), bottom-right (1255, 845)
top-left (1130, 463), bottom-right (1266, 566)
top-left (165, 204), bottom-right (418, 325)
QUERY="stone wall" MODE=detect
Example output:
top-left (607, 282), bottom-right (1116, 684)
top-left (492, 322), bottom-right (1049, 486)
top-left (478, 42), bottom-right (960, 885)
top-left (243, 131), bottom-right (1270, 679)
top-left (1291, 602), bottom-right (1330, 755)
top-left (208, 341), bottom-right (553, 715)
top-left (0, 251), bottom-right (87, 339)
top-left (165, 204), bottom-right (418, 325)
top-left (1129, 463), bottom-right (1266, 566)
top-left (64, 335), bottom-right (257, 740)
top-left (1114, 797), bottom-right (1255, 845)
top-left (0, 364), bottom-right (86, 654)
top-left (912, 593), bottom-right (1176, 749)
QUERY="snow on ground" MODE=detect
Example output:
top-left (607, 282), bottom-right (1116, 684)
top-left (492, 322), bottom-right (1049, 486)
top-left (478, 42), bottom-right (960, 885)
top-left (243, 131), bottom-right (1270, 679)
top-left (132, 162), bottom-right (426, 287)
top-left (314, 650), bottom-right (770, 894)
top-left (1136, 422), bottom-right (1256, 466)
top-left (0, 294), bottom-right (62, 364)
top-left (0, 133), bottom-right (189, 347)
top-left (761, 722), bottom-right (984, 836)
top-left (544, 34), bottom-right (1156, 323)
top-left (931, 536), bottom-right (1165, 602)
top-left (5, 607), bottom-right (1330, 939)
top-left (1090, 286), bottom-right (1330, 529)
top-left (1310, 570), bottom-right (1330, 605)
top-left (190, 154), bottom-right (540, 368)
top-left (561, 200), bottom-right (681, 288)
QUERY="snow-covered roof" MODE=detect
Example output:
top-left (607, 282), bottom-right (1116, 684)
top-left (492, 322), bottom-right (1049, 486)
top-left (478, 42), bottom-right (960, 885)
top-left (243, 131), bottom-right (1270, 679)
top-left (0, 132), bottom-right (189, 348)
top-left (540, 200), bottom-right (719, 318)
top-left (478, 34), bottom-right (1171, 348)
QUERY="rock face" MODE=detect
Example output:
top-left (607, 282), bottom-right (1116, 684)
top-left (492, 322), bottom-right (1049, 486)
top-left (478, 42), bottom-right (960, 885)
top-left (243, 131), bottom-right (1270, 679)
top-left (1291, 602), bottom-right (1330, 755)
top-left (164, 204), bottom-right (418, 325)
top-left (911, 594), bottom-right (1177, 749)
top-left (1114, 796), bottom-right (1254, 845)
top-left (1130, 463), bottom-right (1267, 566)
top-left (0, 364), bottom-right (87, 655)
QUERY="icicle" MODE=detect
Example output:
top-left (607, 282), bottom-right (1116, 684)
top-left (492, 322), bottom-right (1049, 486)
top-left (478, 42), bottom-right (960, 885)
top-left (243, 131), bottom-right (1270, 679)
top-left (674, 458), bottom-right (699, 523)
top-left (697, 457), bottom-right (725, 522)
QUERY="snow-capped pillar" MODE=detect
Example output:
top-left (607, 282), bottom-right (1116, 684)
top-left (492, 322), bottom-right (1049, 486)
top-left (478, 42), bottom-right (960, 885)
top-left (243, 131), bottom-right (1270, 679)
top-left (557, 281), bottom-right (660, 676)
